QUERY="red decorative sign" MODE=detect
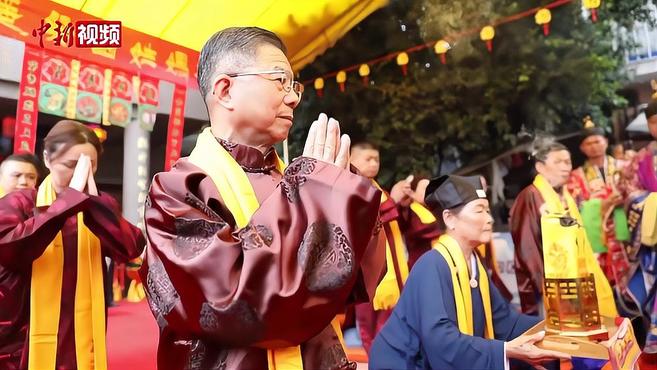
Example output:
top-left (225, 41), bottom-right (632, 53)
top-left (138, 77), bottom-right (159, 106)
top-left (75, 62), bottom-right (104, 123)
top-left (164, 85), bottom-right (187, 170)
top-left (137, 76), bottom-right (159, 131)
top-left (38, 51), bottom-right (74, 118)
top-left (0, 0), bottom-right (198, 88)
top-left (107, 69), bottom-right (133, 126)
top-left (14, 45), bottom-right (42, 154)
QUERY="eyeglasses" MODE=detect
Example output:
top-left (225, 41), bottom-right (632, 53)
top-left (226, 70), bottom-right (304, 98)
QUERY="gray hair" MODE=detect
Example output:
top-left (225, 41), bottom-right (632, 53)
top-left (197, 27), bottom-right (287, 99)
top-left (530, 136), bottom-right (568, 162)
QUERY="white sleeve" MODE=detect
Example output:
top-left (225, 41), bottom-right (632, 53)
top-left (504, 342), bottom-right (510, 370)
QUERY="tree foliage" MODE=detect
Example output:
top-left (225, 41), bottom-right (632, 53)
top-left (290, 0), bottom-right (655, 185)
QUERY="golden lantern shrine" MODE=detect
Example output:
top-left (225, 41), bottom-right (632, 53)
top-left (396, 52), bottom-right (409, 76)
top-left (434, 40), bottom-right (451, 65)
top-left (535, 8), bottom-right (552, 36)
top-left (336, 71), bottom-right (347, 92)
top-left (541, 213), bottom-right (604, 336)
top-left (358, 64), bottom-right (370, 86)
top-left (583, 0), bottom-right (601, 23)
top-left (314, 78), bottom-right (324, 97)
top-left (91, 125), bottom-right (107, 143)
top-left (480, 26), bottom-right (495, 53)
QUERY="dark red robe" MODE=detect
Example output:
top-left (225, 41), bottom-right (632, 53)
top-left (140, 139), bottom-right (385, 369)
top-left (509, 184), bottom-right (546, 315)
top-left (0, 188), bottom-right (145, 370)
top-left (354, 195), bottom-right (399, 353)
top-left (396, 203), bottom-right (441, 269)
top-left (354, 199), bottom-right (441, 353)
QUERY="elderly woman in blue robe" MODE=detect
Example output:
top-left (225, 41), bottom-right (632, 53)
top-left (369, 175), bottom-right (570, 370)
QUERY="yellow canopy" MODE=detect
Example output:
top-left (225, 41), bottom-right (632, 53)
top-left (52, 0), bottom-right (388, 71)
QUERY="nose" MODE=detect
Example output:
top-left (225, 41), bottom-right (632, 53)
top-left (284, 89), bottom-right (301, 109)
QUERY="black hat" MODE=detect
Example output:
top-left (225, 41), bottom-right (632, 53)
top-left (424, 175), bottom-right (487, 212)
top-left (581, 116), bottom-right (605, 140)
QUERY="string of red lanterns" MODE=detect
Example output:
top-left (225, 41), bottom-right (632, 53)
top-left (308, 0), bottom-right (603, 97)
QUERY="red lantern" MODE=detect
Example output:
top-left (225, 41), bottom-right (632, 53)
top-left (2, 116), bottom-right (15, 138)
top-left (358, 64), bottom-right (370, 86)
top-left (396, 52), bottom-right (409, 76)
top-left (434, 40), bottom-right (450, 65)
top-left (535, 9), bottom-right (552, 36)
top-left (480, 26), bottom-right (495, 53)
top-left (91, 125), bottom-right (108, 143)
top-left (336, 71), bottom-right (347, 92)
top-left (314, 78), bottom-right (324, 98)
top-left (583, 0), bottom-right (601, 23)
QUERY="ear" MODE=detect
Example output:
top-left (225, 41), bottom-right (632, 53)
top-left (43, 150), bottom-right (51, 170)
top-left (535, 161), bottom-right (544, 174)
top-left (443, 209), bottom-right (456, 230)
top-left (209, 74), bottom-right (234, 110)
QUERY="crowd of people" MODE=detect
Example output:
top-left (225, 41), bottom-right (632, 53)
top-left (0, 26), bottom-right (655, 370)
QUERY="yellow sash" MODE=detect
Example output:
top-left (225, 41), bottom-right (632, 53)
top-left (0, 186), bottom-right (5, 198)
top-left (29, 175), bottom-right (106, 370)
top-left (532, 174), bottom-right (617, 317)
top-left (432, 234), bottom-right (494, 338)
top-left (189, 128), bottom-right (345, 370)
top-left (372, 183), bottom-right (409, 310)
top-left (409, 201), bottom-right (437, 224)
top-left (640, 193), bottom-right (657, 246)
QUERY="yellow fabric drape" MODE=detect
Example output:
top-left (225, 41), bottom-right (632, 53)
top-left (54, 0), bottom-right (389, 72)
top-left (432, 235), bottom-right (494, 338)
top-left (640, 193), bottom-right (657, 246)
top-left (126, 280), bottom-right (146, 302)
top-left (372, 184), bottom-right (409, 311)
top-left (29, 175), bottom-right (106, 370)
top-left (409, 201), bottom-right (437, 224)
top-left (288, 0), bottom-right (390, 70)
top-left (532, 174), bottom-right (617, 317)
top-left (189, 128), bottom-right (345, 369)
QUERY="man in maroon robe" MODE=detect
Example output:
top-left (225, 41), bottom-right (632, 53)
top-left (139, 27), bottom-right (385, 369)
top-left (389, 175), bottom-right (441, 268)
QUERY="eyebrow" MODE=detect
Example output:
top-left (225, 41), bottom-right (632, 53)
top-left (10, 171), bottom-right (36, 175)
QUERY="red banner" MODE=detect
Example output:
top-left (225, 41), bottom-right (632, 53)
top-left (136, 76), bottom-right (159, 131)
top-left (38, 51), bottom-right (74, 118)
top-left (164, 85), bottom-right (187, 170)
top-left (138, 76), bottom-right (159, 106)
top-left (105, 69), bottom-right (134, 126)
top-left (76, 61), bottom-right (104, 123)
top-left (0, 0), bottom-right (198, 88)
top-left (14, 45), bottom-right (42, 154)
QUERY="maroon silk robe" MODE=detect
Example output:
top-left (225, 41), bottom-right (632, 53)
top-left (509, 184), bottom-right (546, 315)
top-left (0, 188), bottom-right (145, 370)
top-left (140, 139), bottom-right (385, 370)
top-left (396, 204), bottom-right (441, 269)
top-left (354, 195), bottom-right (399, 354)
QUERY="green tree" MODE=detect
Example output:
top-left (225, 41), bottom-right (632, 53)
top-left (290, 0), bottom-right (655, 186)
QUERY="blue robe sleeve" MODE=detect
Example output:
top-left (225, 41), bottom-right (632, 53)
top-left (489, 276), bottom-right (542, 341)
top-left (405, 252), bottom-right (507, 370)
